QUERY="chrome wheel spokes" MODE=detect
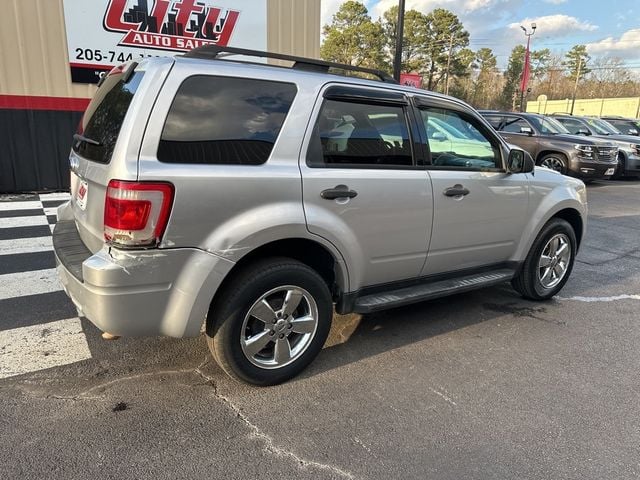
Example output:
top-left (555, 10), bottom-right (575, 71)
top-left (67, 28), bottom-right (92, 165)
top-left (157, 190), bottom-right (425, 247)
top-left (538, 233), bottom-right (571, 289)
top-left (241, 286), bottom-right (318, 369)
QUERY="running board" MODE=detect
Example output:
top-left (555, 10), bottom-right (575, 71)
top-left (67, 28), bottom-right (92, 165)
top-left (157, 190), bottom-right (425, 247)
top-left (353, 269), bottom-right (516, 313)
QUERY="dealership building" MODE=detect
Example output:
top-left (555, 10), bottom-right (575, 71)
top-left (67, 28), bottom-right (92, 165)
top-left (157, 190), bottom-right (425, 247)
top-left (0, 0), bottom-right (320, 193)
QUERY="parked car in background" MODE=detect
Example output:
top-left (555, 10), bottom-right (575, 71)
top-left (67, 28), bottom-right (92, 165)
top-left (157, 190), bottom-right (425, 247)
top-left (551, 114), bottom-right (640, 178)
top-left (54, 47), bottom-right (588, 385)
top-left (479, 111), bottom-right (618, 180)
top-left (600, 116), bottom-right (640, 136)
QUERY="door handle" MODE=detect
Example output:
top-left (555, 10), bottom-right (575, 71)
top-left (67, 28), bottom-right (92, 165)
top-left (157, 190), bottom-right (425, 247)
top-left (321, 185), bottom-right (358, 200)
top-left (443, 184), bottom-right (470, 197)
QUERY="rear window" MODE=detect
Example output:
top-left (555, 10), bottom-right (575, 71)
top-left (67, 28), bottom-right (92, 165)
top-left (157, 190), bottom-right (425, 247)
top-left (73, 68), bottom-right (144, 163)
top-left (157, 76), bottom-right (297, 165)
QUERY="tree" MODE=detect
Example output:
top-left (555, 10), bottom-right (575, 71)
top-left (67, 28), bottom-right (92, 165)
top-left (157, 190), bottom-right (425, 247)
top-left (422, 8), bottom-right (470, 92)
top-left (499, 45), bottom-right (525, 110)
top-left (381, 6), bottom-right (429, 74)
top-left (320, 1), bottom-right (387, 71)
top-left (564, 44), bottom-right (591, 81)
top-left (472, 48), bottom-right (499, 108)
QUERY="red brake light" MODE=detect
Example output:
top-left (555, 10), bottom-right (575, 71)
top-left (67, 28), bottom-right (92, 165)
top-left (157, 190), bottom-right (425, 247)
top-left (104, 180), bottom-right (174, 247)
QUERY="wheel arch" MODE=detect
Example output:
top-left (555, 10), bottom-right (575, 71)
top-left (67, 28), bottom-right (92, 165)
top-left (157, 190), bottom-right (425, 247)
top-left (536, 150), bottom-right (568, 164)
top-left (552, 207), bottom-right (584, 249)
top-left (205, 238), bottom-right (347, 335)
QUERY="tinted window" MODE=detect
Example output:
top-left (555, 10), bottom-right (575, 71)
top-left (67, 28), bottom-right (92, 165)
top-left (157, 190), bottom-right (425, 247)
top-left (555, 117), bottom-right (587, 134)
top-left (499, 116), bottom-right (531, 134)
top-left (158, 76), bottom-right (297, 165)
top-left (420, 108), bottom-right (500, 169)
top-left (484, 115), bottom-right (503, 130)
top-left (308, 99), bottom-right (413, 168)
top-left (73, 69), bottom-right (144, 163)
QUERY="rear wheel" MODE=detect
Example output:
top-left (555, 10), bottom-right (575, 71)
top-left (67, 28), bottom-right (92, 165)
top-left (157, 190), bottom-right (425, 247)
top-left (539, 153), bottom-right (568, 175)
top-left (512, 218), bottom-right (576, 300)
top-left (207, 258), bottom-right (332, 386)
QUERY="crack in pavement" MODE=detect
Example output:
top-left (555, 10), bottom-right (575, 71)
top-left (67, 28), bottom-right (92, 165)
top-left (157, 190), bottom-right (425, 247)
top-left (12, 360), bottom-right (357, 480)
top-left (193, 360), bottom-right (357, 480)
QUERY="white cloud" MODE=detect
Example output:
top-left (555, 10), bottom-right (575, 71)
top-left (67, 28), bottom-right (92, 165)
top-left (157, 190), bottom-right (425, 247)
top-left (542, 0), bottom-right (567, 4)
top-left (320, 0), bottom-right (347, 28)
top-left (370, 0), bottom-right (507, 19)
top-left (508, 15), bottom-right (598, 37)
top-left (586, 28), bottom-right (640, 59)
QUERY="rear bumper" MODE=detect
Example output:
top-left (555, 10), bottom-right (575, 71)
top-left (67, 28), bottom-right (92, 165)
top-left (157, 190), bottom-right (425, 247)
top-left (53, 219), bottom-right (235, 338)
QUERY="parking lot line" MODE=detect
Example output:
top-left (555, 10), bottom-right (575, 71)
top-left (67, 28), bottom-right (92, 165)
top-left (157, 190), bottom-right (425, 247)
top-left (0, 268), bottom-right (62, 301)
top-left (0, 216), bottom-right (50, 228)
top-left (0, 317), bottom-right (91, 379)
top-left (0, 236), bottom-right (53, 255)
top-left (0, 201), bottom-right (42, 211)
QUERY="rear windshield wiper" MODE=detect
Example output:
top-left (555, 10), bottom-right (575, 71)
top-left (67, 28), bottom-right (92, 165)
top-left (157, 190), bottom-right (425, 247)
top-left (73, 133), bottom-right (102, 146)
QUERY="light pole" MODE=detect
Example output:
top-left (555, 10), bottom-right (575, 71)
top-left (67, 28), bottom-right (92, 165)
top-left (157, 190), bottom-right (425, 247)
top-left (519, 23), bottom-right (536, 112)
top-left (393, 0), bottom-right (405, 81)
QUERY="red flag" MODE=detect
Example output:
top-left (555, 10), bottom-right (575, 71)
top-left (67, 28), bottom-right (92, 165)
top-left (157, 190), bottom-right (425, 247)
top-left (520, 40), bottom-right (531, 93)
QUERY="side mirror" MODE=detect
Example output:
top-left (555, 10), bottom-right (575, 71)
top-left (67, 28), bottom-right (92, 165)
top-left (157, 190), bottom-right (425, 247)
top-left (507, 148), bottom-right (535, 174)
top-left (576, 128), bottom-right (590, 135)
top-left (431, 131), bottom-right (447, 142)
top-left (520, 126), bottom-right (533, 136)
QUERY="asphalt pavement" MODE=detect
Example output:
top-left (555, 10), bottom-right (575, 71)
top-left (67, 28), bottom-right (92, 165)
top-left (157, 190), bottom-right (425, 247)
top-left (0, 181), bottom-right (639, 479)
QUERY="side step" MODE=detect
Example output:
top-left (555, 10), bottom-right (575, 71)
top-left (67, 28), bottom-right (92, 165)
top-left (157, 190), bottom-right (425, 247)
top-left (353, 269), bottom-right (515, 313)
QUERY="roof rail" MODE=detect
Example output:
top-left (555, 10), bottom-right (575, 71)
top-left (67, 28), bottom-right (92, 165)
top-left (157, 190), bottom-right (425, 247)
top-left (183, 45), bottom-right (398, 84)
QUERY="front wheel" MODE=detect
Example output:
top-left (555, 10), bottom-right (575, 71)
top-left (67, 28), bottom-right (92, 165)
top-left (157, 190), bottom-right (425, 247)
top-left (207, 258), bottom-right (332, 386)
top-left (512, 218), bottom-right (577, 300)
top-left (539, 153), bottom-right (568, 175)
top-left (613, 152), bottom-right (625, 179)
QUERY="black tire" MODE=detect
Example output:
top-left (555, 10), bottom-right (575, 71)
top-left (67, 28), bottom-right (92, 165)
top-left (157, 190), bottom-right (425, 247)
top-left (512, 218), bottom-right (577, 300)
top-left (539, 153), bottom-right (568, 175)
top-left (207, 257), bottom-right (332, 386)
top-left (612, 152), bottom-right (625, 179)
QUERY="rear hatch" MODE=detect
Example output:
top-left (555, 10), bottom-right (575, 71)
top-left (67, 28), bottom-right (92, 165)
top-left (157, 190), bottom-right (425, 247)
top-left (68, 62), bottom-right (149, 253)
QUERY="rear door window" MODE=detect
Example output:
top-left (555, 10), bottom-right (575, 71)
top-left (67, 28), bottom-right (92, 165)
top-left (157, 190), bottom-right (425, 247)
top-left (73, 67), bottom-right (144, 163)
top-left (158, 76), bottom-right (297, 165)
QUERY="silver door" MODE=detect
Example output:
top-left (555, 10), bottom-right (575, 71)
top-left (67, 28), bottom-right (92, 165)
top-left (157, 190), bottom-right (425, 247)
top-left (416, 104), bottom-right (530, 275)
top-left (300, 87), bottom-right (433, 291)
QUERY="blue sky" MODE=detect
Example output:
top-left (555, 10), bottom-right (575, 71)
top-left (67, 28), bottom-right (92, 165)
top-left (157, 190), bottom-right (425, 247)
top-left (321, 0), bottom-right (640, 68)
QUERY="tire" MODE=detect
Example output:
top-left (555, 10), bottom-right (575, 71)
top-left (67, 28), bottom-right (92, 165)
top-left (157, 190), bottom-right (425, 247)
top-left (512, 218), bottom-right (577, 300)
top-left (207, 257), bottom-right (332, 386)
top-left (613, 152), bottom-right (625, 179)
top-left (539, 153), bottom-right (568, 175)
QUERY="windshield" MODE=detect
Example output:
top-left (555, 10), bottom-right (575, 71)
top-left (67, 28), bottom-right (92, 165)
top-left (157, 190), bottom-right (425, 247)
top-left (529, 116), bottom-right (571, 135)
top-left (589, 118), bottom-right (622, 135)
top-left (585, 118), bottom-right (620, 135)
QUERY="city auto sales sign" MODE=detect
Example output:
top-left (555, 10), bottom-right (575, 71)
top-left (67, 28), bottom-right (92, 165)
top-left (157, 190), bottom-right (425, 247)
top-left (62, 0), bottom-right (266, 83)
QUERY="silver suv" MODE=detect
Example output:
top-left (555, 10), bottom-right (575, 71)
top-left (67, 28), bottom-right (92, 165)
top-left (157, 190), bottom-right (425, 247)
top-left (54, 47), bottom-right (587, 385)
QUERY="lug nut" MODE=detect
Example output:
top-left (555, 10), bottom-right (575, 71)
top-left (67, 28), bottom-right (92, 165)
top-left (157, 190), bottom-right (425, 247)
top-left (269, 330), bottom-right (275, 336)
top-left (279, 334), bottom-right (285, 339)
top-left (287, 324), bottom-right (293, 329)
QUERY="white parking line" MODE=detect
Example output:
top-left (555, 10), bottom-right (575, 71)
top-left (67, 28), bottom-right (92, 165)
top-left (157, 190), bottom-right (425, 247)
top-left (39, 193), bottom-right (71, 201)
top-left (0, 317), bottom-right (91, 379)
top-left (0, 201), bottom-right (42, 211)
top-left (0, 236), bottom-right (53, 255)
top-left (43, 207), bottom-right (61, 217)
top-left (0, 216), bottom-right (49, 228)
top-left (556, 294), bottom-right (640, 302)
top-left (0, 269), bottom-right (62, 301)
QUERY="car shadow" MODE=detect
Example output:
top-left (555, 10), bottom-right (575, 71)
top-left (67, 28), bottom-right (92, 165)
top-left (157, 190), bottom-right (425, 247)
top-left (298, 285), bottom-right (556, 381)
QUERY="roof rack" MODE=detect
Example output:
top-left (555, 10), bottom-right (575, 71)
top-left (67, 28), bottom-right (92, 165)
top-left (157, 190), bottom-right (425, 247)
top-left (183, 45), bottom-right (398, 84)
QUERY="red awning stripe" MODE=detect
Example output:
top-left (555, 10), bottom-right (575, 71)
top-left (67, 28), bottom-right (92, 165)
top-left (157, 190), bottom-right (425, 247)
top-left (0, 95), bottom-right (90, 112)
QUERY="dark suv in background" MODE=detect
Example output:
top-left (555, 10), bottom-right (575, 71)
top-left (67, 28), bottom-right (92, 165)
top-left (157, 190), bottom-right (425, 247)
top-left (480, 111), bottom-right (618, 180)
top-left (551, 114), bottom-right (640, 178)
top-left (600, 116), bottom-right (640, 136)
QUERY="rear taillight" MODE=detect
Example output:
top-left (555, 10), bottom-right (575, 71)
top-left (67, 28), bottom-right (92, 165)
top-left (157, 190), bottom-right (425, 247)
top-left (104, 180), bottom-right (174, 247)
